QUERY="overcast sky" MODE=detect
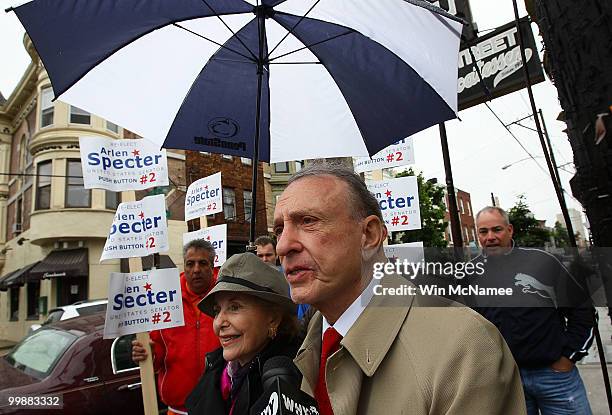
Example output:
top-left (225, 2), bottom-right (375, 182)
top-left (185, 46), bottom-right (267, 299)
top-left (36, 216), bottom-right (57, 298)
top-left (0, 0), bottom-right (586, 231)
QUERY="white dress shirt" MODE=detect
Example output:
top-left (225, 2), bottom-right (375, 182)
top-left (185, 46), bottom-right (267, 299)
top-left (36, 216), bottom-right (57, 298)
top-left (322, 276), bottom-right (377, 338)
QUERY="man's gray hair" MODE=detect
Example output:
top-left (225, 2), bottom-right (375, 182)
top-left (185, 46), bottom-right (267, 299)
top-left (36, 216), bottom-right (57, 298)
top-left (287, 161), bottom-right (383, 222)
top-left (476, 206), bottom-right (510, 225)
top-left (183, 239), bottom-right (216, 264)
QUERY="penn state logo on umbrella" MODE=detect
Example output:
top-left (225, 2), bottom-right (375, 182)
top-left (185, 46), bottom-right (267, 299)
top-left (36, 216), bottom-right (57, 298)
top-left (208, 117), bottom-right (240, 138)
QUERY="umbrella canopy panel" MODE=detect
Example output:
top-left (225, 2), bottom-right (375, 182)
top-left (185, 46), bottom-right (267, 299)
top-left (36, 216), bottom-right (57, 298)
top-left (14, 0), bottom-right (462, 163)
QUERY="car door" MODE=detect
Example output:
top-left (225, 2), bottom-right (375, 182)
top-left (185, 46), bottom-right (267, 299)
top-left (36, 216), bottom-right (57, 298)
top-left (102, 334), bottom-right (145, 413)
top-left (52, 332), bottom-right (108, 415)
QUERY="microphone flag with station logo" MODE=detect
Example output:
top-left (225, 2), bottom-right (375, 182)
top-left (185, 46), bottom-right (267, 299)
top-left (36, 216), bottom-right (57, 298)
top-left (250, 356), bottom-right (319, 415)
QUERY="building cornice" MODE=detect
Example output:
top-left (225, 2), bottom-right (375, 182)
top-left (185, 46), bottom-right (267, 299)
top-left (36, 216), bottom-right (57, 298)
top-left (30, 129), bottom-right (116, 155)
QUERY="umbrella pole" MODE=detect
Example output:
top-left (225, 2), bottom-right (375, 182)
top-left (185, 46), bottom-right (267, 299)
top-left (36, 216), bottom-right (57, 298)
top-left (248, 11), bottom-right (266, 250)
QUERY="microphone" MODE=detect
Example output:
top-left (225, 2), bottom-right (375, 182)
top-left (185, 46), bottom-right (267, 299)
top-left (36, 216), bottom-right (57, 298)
top-left (261, 356), bottom-right (302, 391)
top-left (251, 356), bottom-right (320, 415)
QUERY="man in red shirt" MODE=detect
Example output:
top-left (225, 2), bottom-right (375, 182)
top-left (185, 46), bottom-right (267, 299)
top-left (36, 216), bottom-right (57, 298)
top-left (132, 239), bottom-right (220, 415)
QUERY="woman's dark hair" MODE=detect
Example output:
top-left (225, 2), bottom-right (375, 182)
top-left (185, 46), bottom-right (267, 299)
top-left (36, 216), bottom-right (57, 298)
top-left (255, 297), bottom-right (300, 341)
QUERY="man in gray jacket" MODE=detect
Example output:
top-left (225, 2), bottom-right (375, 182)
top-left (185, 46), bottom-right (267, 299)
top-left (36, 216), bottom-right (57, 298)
top-left (273, 162), bottom-right (526, 415)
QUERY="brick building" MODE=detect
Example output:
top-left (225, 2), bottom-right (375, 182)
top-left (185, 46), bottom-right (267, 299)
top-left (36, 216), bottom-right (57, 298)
top-left (186, 153), bottom-right (268, 255)
top-left (444, 188), bottom-right (478, 247)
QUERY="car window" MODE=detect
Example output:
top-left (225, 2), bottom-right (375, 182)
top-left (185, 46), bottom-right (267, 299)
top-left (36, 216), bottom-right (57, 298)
top-left (44, 309), bottom-right (64, 325)
top-left (5, 329), bottom-right (76, 379)
top-left (77, 304), bottom-right (107, 317)
top-left (111, 334), bottom-right (137, 374)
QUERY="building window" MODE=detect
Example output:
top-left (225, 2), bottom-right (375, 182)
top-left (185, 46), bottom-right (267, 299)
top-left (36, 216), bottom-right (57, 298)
top-left (223, 188), bottom-right (236, 221)
top-left (244, 190), bottom-right (252, 222)
top-left (40, 87), bottom-right (54, 128)
top-left (19, 134), bottom-right (31, 171)
top-left (241, 157), bottom-right (252, 165)
top-left (70, 105), bottom-right (91, 124)
top-left (106, 191), bottom-right (121, 210)
top-left (27, 282), bottom-right (40, 319)
top-left (295, 160), bottom-right (304, 172)
top-left (274, 162), bottom-right (289, 173)
top-left (106, 120), bottom-right (119, 133)
top-left (9, 287), bottom-right (19, 321)
top-left (66, 160), bottom-right (90, 207)
top-left (466, 202), bottom-right (472, 217)
top-left (111, 334), bottom-right (138, 373)
top-left (36, 161), bottom-right (52, 210)
top-left (14, 198), bottom-right (23, 234)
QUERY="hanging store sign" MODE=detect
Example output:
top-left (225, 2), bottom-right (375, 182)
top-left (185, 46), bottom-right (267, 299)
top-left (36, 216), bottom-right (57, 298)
top-left (458, 17), bottom-right (545, 111)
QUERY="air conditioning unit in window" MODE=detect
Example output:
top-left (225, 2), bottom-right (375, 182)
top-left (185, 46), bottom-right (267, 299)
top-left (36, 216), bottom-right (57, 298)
top-left (12, 223), bottom-right (22, 234)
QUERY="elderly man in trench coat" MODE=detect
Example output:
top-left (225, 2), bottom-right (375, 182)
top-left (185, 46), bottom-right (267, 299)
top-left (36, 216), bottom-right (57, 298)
top-left (273, 163), bottom-right (526, 415)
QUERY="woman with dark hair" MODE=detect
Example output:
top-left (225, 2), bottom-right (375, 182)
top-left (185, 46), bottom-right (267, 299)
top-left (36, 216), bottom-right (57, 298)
top-left (185, 253), bottom-right (300, 415)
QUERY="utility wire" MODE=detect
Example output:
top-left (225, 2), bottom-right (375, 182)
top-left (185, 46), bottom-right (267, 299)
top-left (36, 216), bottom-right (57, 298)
top-left (484, 102), bottom-right (549, 176)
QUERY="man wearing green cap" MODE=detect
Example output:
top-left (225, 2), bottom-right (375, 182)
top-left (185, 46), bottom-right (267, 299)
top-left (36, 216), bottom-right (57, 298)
top-left (273, 162), bottom-right (526, 415)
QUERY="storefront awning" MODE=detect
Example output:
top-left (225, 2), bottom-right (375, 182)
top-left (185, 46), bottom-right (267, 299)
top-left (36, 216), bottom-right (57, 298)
top-left (0, 262), bottom-right (40, 291)
top-left (29, 248), bottom-right (89, 281)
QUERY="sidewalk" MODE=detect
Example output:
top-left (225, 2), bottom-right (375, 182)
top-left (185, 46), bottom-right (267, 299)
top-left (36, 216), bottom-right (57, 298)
top-left (578, 307), bottom-right (612, 415)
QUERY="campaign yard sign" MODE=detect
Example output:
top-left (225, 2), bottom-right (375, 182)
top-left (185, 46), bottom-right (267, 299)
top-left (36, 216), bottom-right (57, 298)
top-left (384, 242), bottom-right (425, 264)
top-left (79, 136), bottom-right (169, 191)
top-left (185, 172), bottom-right (223, 221)
top-left (183, 224), bottom-right (227, 267)
top-left (103, 268), bottom-right (183, 339)
top-left (367, 176), bottom-right (421, 232)
top-left (353, 138), bottom-right (415, 173)
top-left (101, 194), bottom-right (169, 261)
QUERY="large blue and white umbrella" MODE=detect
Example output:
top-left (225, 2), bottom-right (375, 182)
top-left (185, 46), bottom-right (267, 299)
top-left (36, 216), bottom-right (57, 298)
top-left (11, 0), bottom-right (463, 163)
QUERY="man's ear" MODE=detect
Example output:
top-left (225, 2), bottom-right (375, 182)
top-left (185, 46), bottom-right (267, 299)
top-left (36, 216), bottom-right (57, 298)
top-left (361, 215), bottom-right (387, 250)
top-left (508, 223), bottom-right (514, 238)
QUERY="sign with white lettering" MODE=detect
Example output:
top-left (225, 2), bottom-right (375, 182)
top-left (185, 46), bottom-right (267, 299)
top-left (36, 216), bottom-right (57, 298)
top-left (384, 242), bottom-right (425, 264)
top-left (185, 172), bottom-right (223, 221)
top-left (183, 224), bottom-right (227, 267)
top-left (79, 136), bottom-right (168, 191)
top-left (354, 138), bottom-right (415, 173)
top-left (103, 268), bottom-right (183, 339)
top-left (101, 194), bottom-right (169, 261)
top-left (458, 17), bottom-right (544, 110)
top-left (367, 176), bottom-right (421, 232)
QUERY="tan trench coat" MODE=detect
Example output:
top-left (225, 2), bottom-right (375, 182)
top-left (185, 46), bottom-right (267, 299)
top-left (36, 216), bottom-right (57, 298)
top-left (294, 275), bottom-right (527, 415)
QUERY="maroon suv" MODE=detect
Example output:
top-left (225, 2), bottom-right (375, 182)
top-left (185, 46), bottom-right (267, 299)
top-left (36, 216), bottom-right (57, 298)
top-left (0, 313), bottom-right (150, 414)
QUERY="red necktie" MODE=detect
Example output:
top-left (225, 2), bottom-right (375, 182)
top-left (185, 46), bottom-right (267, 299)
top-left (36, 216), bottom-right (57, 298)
top-left (314, 327), bottom-right (343, 415)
